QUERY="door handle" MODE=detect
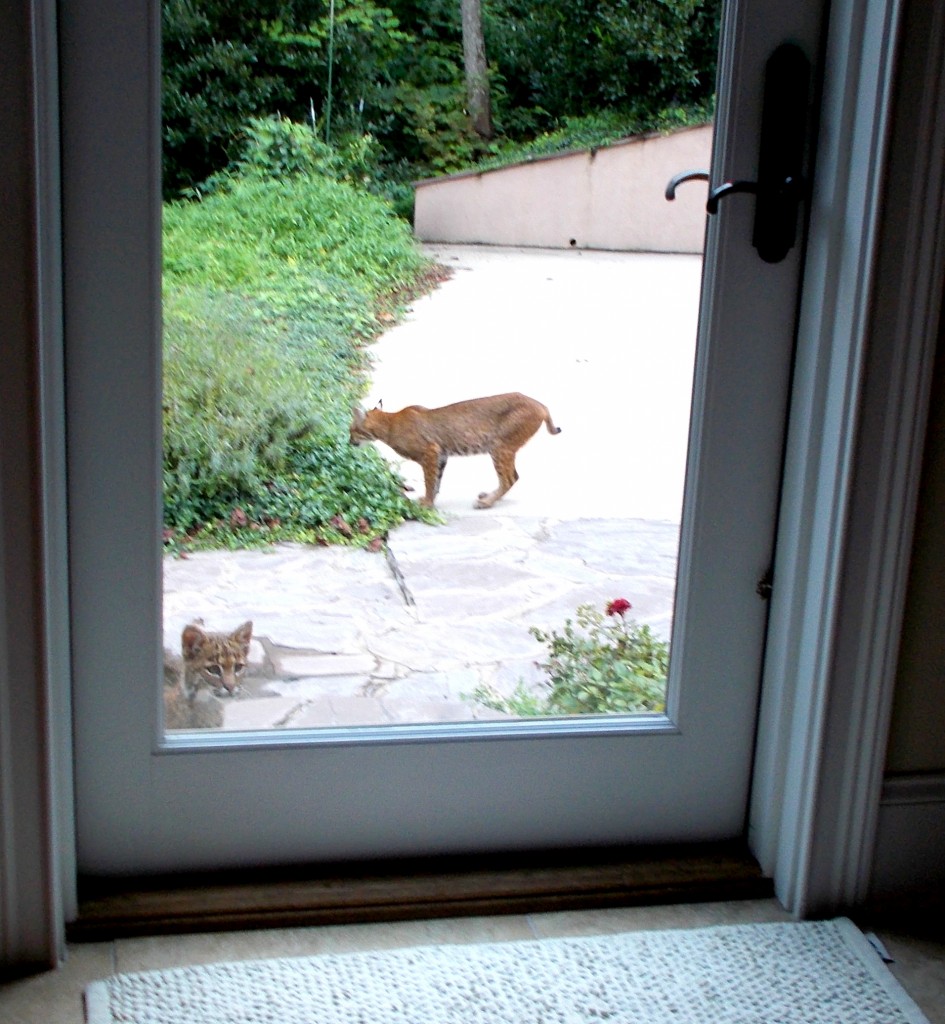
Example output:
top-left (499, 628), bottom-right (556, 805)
top-left (664, 169), bottom-right (709, 201)
top-left (665, 42), bottom-right (811, 264)
top-left (706, 180), bottom-right (757, 213)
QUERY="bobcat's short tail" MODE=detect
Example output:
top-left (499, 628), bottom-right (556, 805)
top-left (545, 413), bottom-right (562, 435)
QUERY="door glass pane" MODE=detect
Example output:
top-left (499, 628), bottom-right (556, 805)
top-left (160, 1), bottom-right (717, 734)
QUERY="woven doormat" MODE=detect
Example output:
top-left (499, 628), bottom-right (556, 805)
top-left (84, 918), bottom-right (930, 1024)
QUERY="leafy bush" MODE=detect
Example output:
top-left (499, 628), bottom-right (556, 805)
top-left (162, 170), bottom-right (438, 548)
top-left (164, 171), bottom-right (428, 300)
top-left (471, 600), bottom-right (669, 717)
top-left (198, 116), bottom-right (383, 192)
top-left (218, 112), bottom-right (422, 221)
top-left (253, 437), bottom-right (430, 544)
top-left (163, 288), bottom-right (326, 531)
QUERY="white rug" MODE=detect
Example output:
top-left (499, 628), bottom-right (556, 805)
top-left (84, 918), bottom-right (930, 1024)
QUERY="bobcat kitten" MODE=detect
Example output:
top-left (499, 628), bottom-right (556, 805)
top-left (349, 392), bottom-right (561, 509)
top-left (162, 620), bottom-right (252, 730)
top-left (179, 619), bottom-right (253, 700)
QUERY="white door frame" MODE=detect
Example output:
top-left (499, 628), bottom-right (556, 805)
top-left (749, 0), bottom-right (945, 916)
top-left (3, 0), bottom-right (944, 963)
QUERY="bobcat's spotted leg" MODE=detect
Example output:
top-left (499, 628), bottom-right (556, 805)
top-left (434, 452), bottom-right (448, 500)
top-left (419, 445), bottom-right (447, 507)
top-left (476, 448), bottom-right (520, 508)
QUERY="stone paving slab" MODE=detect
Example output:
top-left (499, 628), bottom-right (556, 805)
top-left (271, 652), bottom-right (379, 678)
top-left (389, 515), bottom-right (679, 638)
top-left (163, 543), bottom-right (409, 654)
top-left (219, 695), bottom-right (303, 731)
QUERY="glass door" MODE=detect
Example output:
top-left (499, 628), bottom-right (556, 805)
top-left (65, 0), bottom-right (825, 875)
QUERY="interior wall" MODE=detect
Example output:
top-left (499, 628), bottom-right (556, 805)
top-left (868, 0), bottom-right (945, 904)
top-left (886, 287), bottom-right (945, 775)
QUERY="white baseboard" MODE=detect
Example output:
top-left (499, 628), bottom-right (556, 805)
top-left (870, 773), bottom-right (945, 901)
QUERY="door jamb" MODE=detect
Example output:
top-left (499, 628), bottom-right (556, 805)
top-left (749, 0), bottom-right (945, 916)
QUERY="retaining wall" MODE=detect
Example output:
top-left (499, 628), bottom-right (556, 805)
top-left (413, 123), bottom-right (713, 254)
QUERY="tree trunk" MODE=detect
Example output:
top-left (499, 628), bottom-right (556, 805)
top-left (461, 0), bottom-right (492, 139)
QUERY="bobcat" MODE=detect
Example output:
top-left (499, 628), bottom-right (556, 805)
top-left (349, 392), bottom-right (561, 509)
top-left (163, 620), bottom-right (253, 731)
top-left (179, 619), bottom-right (253, 700)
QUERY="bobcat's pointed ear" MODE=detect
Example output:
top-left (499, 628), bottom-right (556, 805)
top-left (351, 406), bottom-right (365, 427)
top-left (181, 622), bottom-right (207, 658)
top-left (375, 399), bottom-right (383, 410)
top-left (231, 621), bottom-right (253, 650)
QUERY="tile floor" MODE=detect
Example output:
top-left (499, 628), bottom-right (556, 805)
top-left (2, 899), bottom-right (943, 1023)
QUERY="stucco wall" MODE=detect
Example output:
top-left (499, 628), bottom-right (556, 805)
top-left (413, 123), bottom-right (712, 254)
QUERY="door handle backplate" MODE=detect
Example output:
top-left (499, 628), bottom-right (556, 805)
top-left (665, 42), bottom-right (812, 264)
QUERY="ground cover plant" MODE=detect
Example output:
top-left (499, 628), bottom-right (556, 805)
top-left (470, 599), bottom-right (669, 717)
top-left (162, 155), bottom-right (441, 551)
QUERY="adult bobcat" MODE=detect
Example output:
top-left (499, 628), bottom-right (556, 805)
top-left (349, 392), bottom-right (561, 509)
top-left (163, 620), bottom-right (253, 730)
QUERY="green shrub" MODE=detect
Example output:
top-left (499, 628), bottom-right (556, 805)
top-left (162, 288), bottom-right (324, 531)
top-left (162, 287), bottom-right (439, 546)
top-left (163, 172), bottom-right (428, 301)
top-left (254, 438), bottom-right (431, 541)
top-left (162, 170), bottom-right (438, 548)
top-left (471, 600), bottom-right (669, 717)
top-left (201, 116), bottom-right (385, 193)
top-left (209, 113), bottom-right (422, 221)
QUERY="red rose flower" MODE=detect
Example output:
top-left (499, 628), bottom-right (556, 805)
top-left (606, 598), bottom-right (632, 617)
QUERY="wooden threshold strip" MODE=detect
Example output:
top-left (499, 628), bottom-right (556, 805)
top-left (68, 842), bottom-right (773, 941)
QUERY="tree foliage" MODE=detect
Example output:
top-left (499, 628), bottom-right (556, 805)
top-left (162, 0), bottom-right (409, 196)
top-left (487, 0), bottom-right (719, 134)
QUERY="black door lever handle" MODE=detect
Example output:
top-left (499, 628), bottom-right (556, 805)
top-left (665, 169), bottom-right (710, 201)
top-left (664, 43), bottom-right (811, 264)
top-left (706, 179), bottom-right (758, 214)
top-left (707, 175), bottom-right (807, 216)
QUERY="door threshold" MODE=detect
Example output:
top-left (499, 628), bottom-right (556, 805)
top-left (68, 841), bottom-right (773, 941)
